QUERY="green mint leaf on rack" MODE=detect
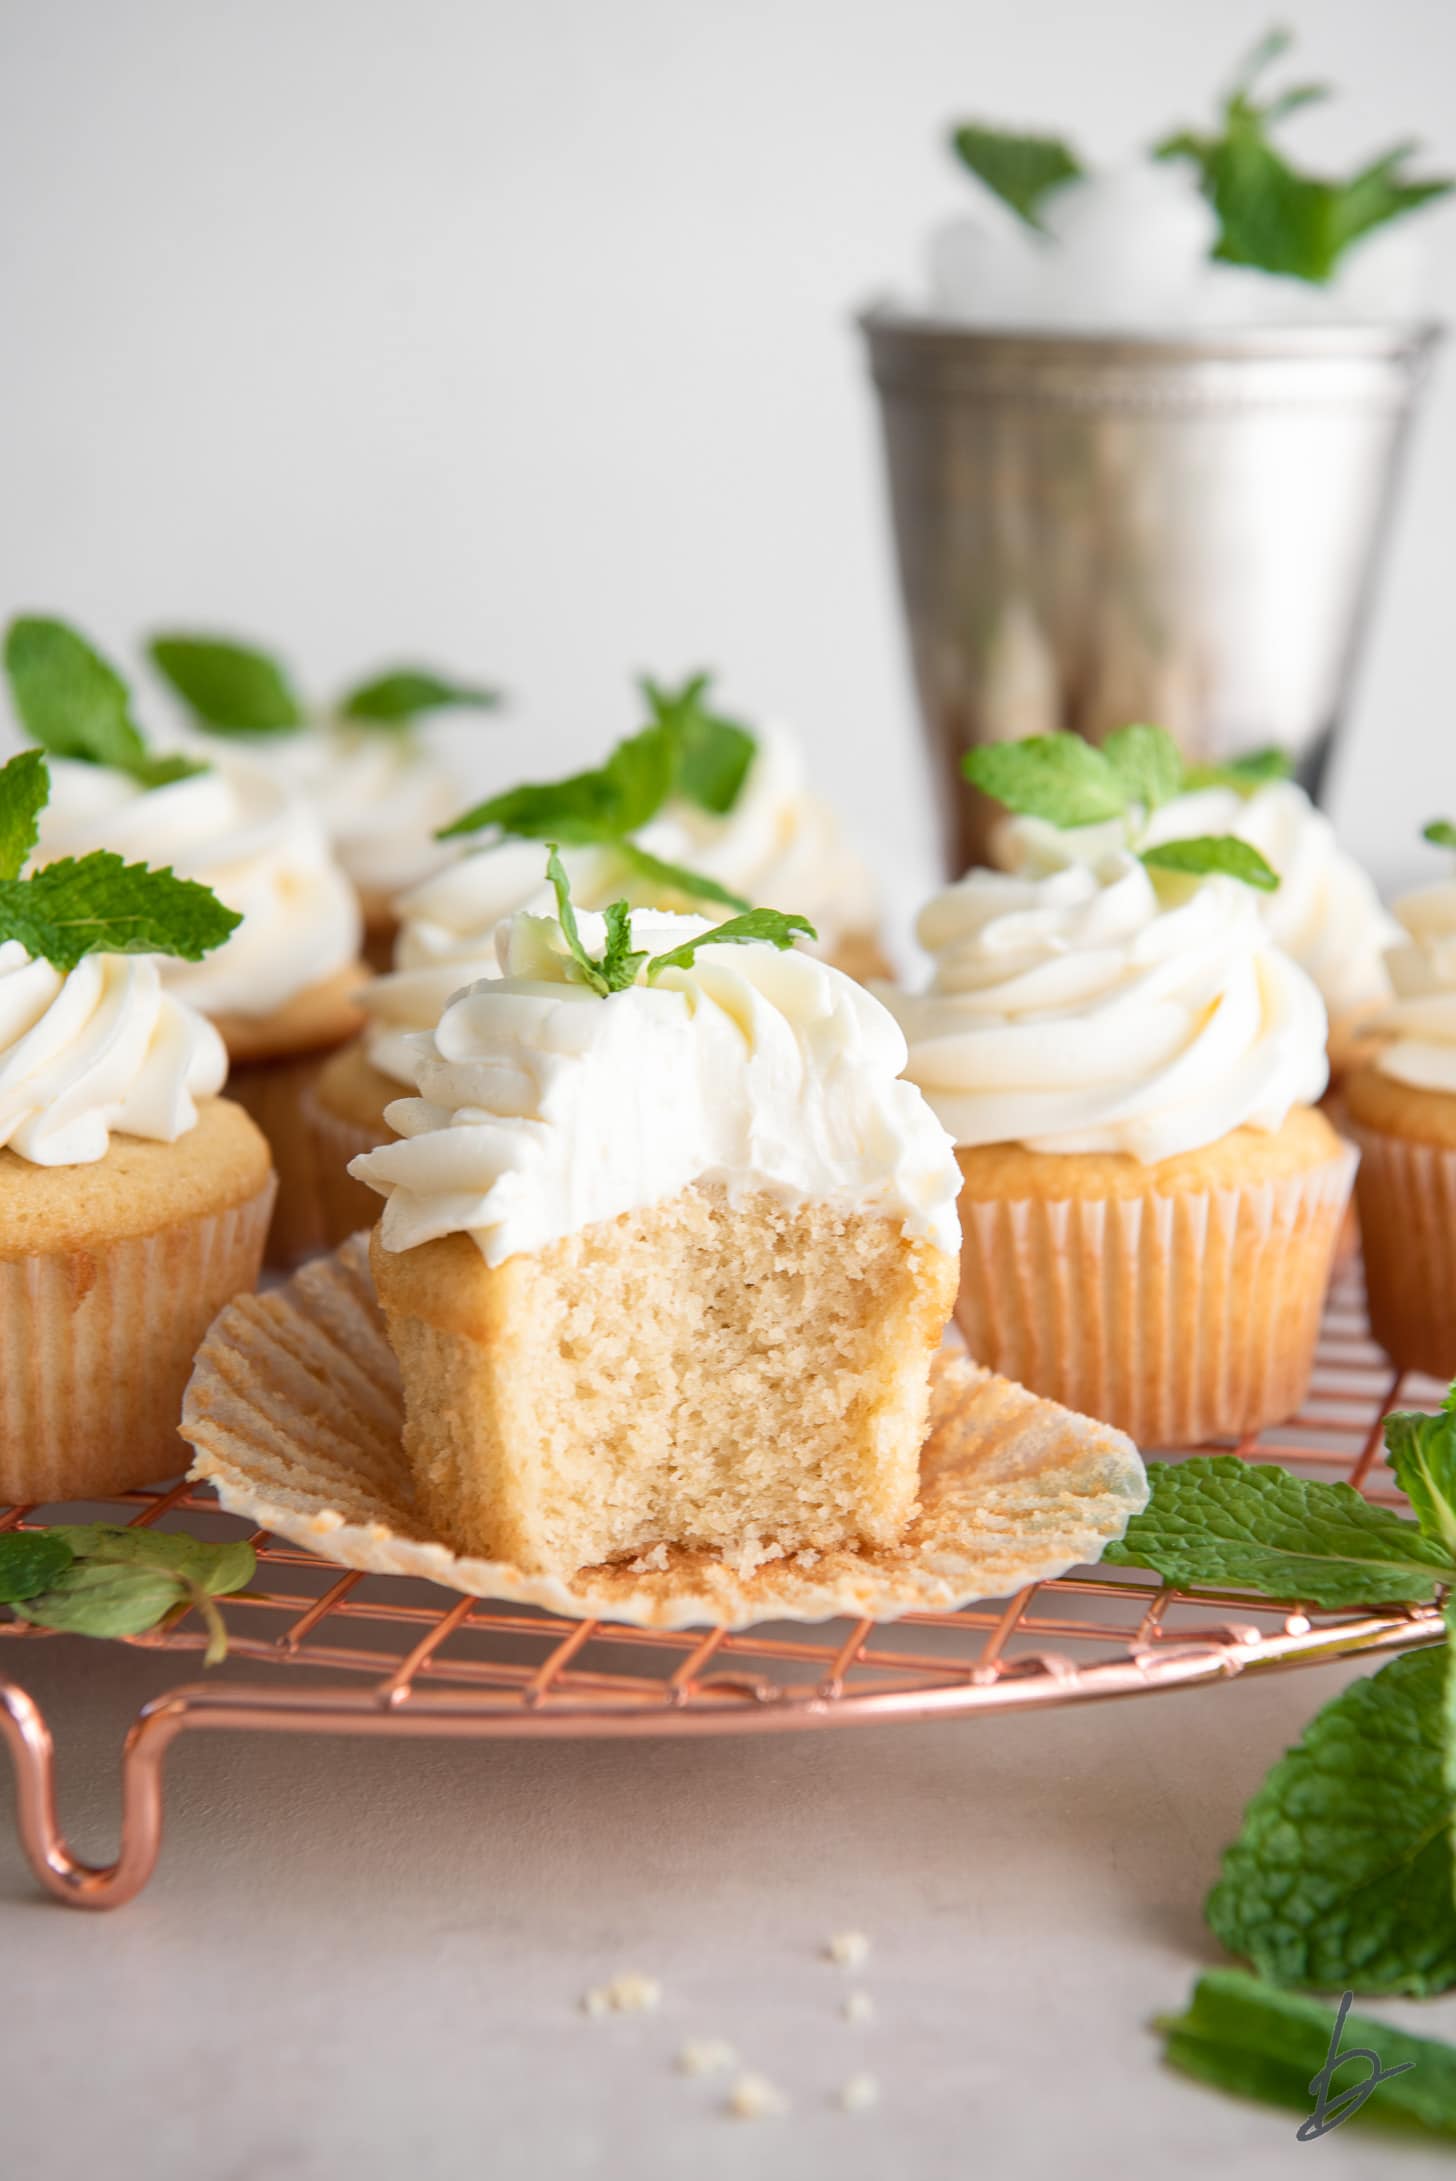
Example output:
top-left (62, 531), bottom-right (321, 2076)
top-left (0, 749), bottom-right (49, 882)
top-left (4, 616), bottom-right (208, 789)
top-left (1384, 1387), bottom-right (1456, 1557)
top-left (645, 909), bottom-right (817, 983)
top-left (1158, 1969), bottom-right (1456, 2136)
top-left (0, 1528), bottom-right (75, 1604)
top-left (439, 723), bottom-right (675, 844)
top-left (0, 852), bottom-right (241, 971)
top-left (961, 734), bottom-right (1128, 828)
top-left (948, 122), bottom-right (1084, 229)
top-left (148, 632), bottom-right (305, 735)
top-left (543, 847), bottom-right (641, 995)
top-left (1155, 27), bottom-right (1453, 284)
top-left (1141, 835), bottom-right (1279, 891)
top-left (1103, 1456), bottom-right (1455, 1607)
top-left (1182, 746), bottom-right (1294, 795)
top-left (337, 666), bottom-right (501, 727)
top-left (640, 671), bottom-right (757, 817)
top-left (7, 1526), bottom-right (255, 1666)
top-left (1205, 1646), bottom-right (1456, 1995)
top-left (1424, 819), bottom-right (1456, 851)
top-left (1102, 723), bottom-right (1183, 814)
top-left (615, 840), bottom-right (751, 914)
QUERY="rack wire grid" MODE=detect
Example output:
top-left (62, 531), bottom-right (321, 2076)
top-left (0, 1268), bottom-right (1445, 1909)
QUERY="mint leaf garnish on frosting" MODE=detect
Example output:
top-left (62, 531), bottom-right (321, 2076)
top-left (644, 908), bottom-right (818, 982)
top-left (1140, 835), bottom-right (1278, 890)
top-left (639, 671), bottom-right (757, 817)
top-left (0, 749), bottom-right (241, 970)
top-left (615, 842), bottom-right (749, 913)
top-left (1182, 747), bottom-right (1293, 795)
top-left (5, 617), bottom-right (207, 789)
top-left (949, 123), bottom-right (1083, 229)
top-left (0, 1524), bottom-right (255, 1665)
top-left (337, 666), bottom-right (501, 724)
top-left (1101, 722), bottom-right (1183, 814)
top-left (148, 632), bottom-right (306, 734)
top-left (1424, 819), bottom-right (1456, 850)
top-left (444, 724), bottom-right (676, 845)
top-left (544, 845), bottom-right (814, 994)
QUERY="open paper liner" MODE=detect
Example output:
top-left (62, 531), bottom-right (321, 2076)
top-left (182, 1236), bottom-right (1148, 1632)
top-left (0, 1178), bottom-right (277, 1504)
top-left (1348, 1123), bottom-right (1456, 1379)
top-left (955, 1145), bottom-right (1357, 1448)
top-left (299, 1084), bottom-right (389, 1254)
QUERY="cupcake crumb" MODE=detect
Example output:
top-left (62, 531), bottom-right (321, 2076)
top-left (727, 2071), bottom-right (789, 2120)
top-left (825, 1930), bottom-right (871, 1970)
top-left (794, 1548), bottom-right (821, 1568)
top-left (842, 1990), bottom-right (875, 2024)
top-left (582, 1972), bottom-right (661, 2018)
top-left (677, 2038), bottom-right (736, 2077)
top-left (629, 1544), bottom-right (670, 1573)
top-left (840, 2072), bottom-right (880, 2113)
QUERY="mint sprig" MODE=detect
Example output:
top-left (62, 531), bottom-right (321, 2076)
top-left (0, 1524), bottom-right (255, 1666)
top-left (639, 671), bottom-right (757, 817)
top-left (948, 123), bottom-right (1084, 229)
top-left (644, 908), bottom-right (817, 982)
top-left (1155, 28), bottom-right (1453, 285)
top-left (1182, 747), bottom-right (1293, 795)
top-left (148, 632), bottom-right (304, 735)
top-left (1141, 835), bottom-right (1279, 891)
top-left (5, 617), bottom-right (207, 789)
top-left (336, 665), bottom-right (501, 726)
top-left (541, 848), bottom-right (814, 995)
top-left (0, 748), bottom-right (48, 883)
top-left (1424, 819), bottom-right (1456, 851)
top-left (615, 842), bottom-right (750, 914)
top-left (443, 724), bottom-right (675, 847)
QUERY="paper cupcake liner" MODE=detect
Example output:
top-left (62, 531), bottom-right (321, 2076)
top-left (0, 1178), bottom-right (276, 1505)
top-left (181, 1236), bottom-right (1148, 1632)
top-left (226, 1049), bottom-right (347, 1268)
top-left (955, 1145), bottom-right (1357, 1448)
top-left (300, 1085), bottom-right (388, 1253)
top-left (1348, 1124), bottom-right (1456, 1379)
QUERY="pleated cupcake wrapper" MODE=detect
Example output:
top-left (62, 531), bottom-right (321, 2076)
top-left (1347, 1124), bottom-right (1456, 1380)
top-left (300, 1086), bottom-right (390, 1254)
top-left (954, 1144), bottom-right (1358, 1449)
top-left (0, 1177), bottom-right (276, 1505)
top-left (226, 1049), bottom-right (345, 1268)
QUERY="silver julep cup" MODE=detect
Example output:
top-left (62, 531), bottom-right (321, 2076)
top-left (860, 314), bottom-right (1443, 873)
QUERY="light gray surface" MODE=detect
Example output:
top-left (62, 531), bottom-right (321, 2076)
top-left (1, 1638), bottom-right (1451, 2179)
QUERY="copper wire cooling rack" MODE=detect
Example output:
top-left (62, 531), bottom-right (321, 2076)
top-left (0, 1272), bottom-right (1446, 1910)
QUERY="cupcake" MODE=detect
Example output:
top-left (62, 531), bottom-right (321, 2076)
top-left (0, 749), bottom-right (275, 1502)
top-left (147, 630), bottom-right (501, 966)
top-left (1345, 826), bottom-right (1456, 1375)
top-left (5, 616), bottom-right (366, 1264)
top-left (348, 876), bottom-right (960, 1573)
top-left (884, 832), bottom-right (1355, 1445)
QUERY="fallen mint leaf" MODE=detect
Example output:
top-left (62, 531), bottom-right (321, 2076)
top-left (0, 1529), bottom-right (74, 1605)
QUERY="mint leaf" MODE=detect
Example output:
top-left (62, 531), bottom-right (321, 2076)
top-left (1159, 1969), bottom-right (1456, 2137)
top-left (148, 633), bottom-right (304, 735)
top-left (615, 841), bottom-right (751, 914)
top-left (1424, 819), bottom-right (1456, 851)
top-left (640, 672), bottom-right (757, 817)
top-left (439, 724), bottom-right (674, 844)
top-left (545, 845), bottom-right (615, 995)
top-left (599, 900), bottom-right (646, 993)
top-left (0, 1529), bottom-right (74, 1604)
top-left (1384, 1394), bottom-right (1456, 1557)
top-left (962, 734), bottom-right (1127, 827)
top-left (1103, 1457), bottom-right (1454, 1607)
top-left (949, 122), bottom-right (1083, 229)
top-left (337, 666), bottom-right (501, 726)
top-left (645, 909), bottom-right (817, 982)
top-left (1141, 835), bottom-right (1279, 891)
top-left (4, 616), bottom-right (208, 789)
top-left (9, 1526), bottom-right (255, 1663)
top-left (1183, 747), bottom-right (1293, 794)
top-left (1206, 1647), bottom-right (1456, 1995)
top-left (0, 749), bottom-right (49, 882)
top-left (9, 1560), bottom-right (187, 1639)
top-left (0, 852), bottom-right (242, 970)
top-left (1102, 723), bottom-right (1182, 813)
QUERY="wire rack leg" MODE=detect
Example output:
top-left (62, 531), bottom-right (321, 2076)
top-left (0, 1673), bottom-right (186, 1910)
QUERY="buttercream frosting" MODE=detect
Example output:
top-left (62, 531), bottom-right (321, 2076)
top-left (1370, 872), bottom-right (1456, 1094)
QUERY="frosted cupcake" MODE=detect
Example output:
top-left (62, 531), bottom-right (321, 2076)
top-left (348, 874), bottom-right (960, 1573)
top-left (148, 630), bottom-right (501, 965)
top-left (5, 616), bottom-right (365, 1263)
top-left (0, 750), bottom-right (275, 1502)
top-left (1345, 824), bottom-right (1456, 1374)
top-left (885, 791), bottom-right (1354, 1444)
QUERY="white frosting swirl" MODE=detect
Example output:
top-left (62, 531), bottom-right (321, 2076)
top-left (0, 940), bottom-right (226, 1164)
top-left (351, 909), bottom-right (960, 1264)
top-left (1004, 779), bottom-right (1396, 1027)
top-left (264, 723), bottom-right (463, 902)
top-left (1369, 874), bottom-right (1456, 1094)
top-left (35, 754), bottom-right (361, 1019)
top-left (883, 855), bottom-right (1329, 1161)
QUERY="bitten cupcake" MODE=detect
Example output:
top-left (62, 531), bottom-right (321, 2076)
top-left (147, 628), bottom-right (501, 966)
top-left (1345, 823), bottom-right (1456, 1375)
top-left (885, 741), bottom-right (1354, 1444)
top-left (348, 869), bottom-right (960, 1574)
top-left (0, 750), bottom-right (275, 1502)
top-left (5, 616), bottom-right (366, 1264)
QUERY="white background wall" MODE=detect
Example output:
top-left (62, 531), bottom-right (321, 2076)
top-left (0, 0), bottom-right (1452, 899)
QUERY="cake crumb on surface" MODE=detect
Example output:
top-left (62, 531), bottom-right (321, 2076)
top-left (727, 2072), bottom-right (790, 2120)
top-left (825, 1930), bottom-right (871, 1969)
top-left (842, 1990), bottom-right (875, 2024)
top-left (840, 2072), bottom-right (880, 2113)
top-left (677, 2038), bottom-right (737, 2077)
top-left (582, 1972), bottom-right (661, 2018)
top-left (628, 1544), bottom-right (670, 1573)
